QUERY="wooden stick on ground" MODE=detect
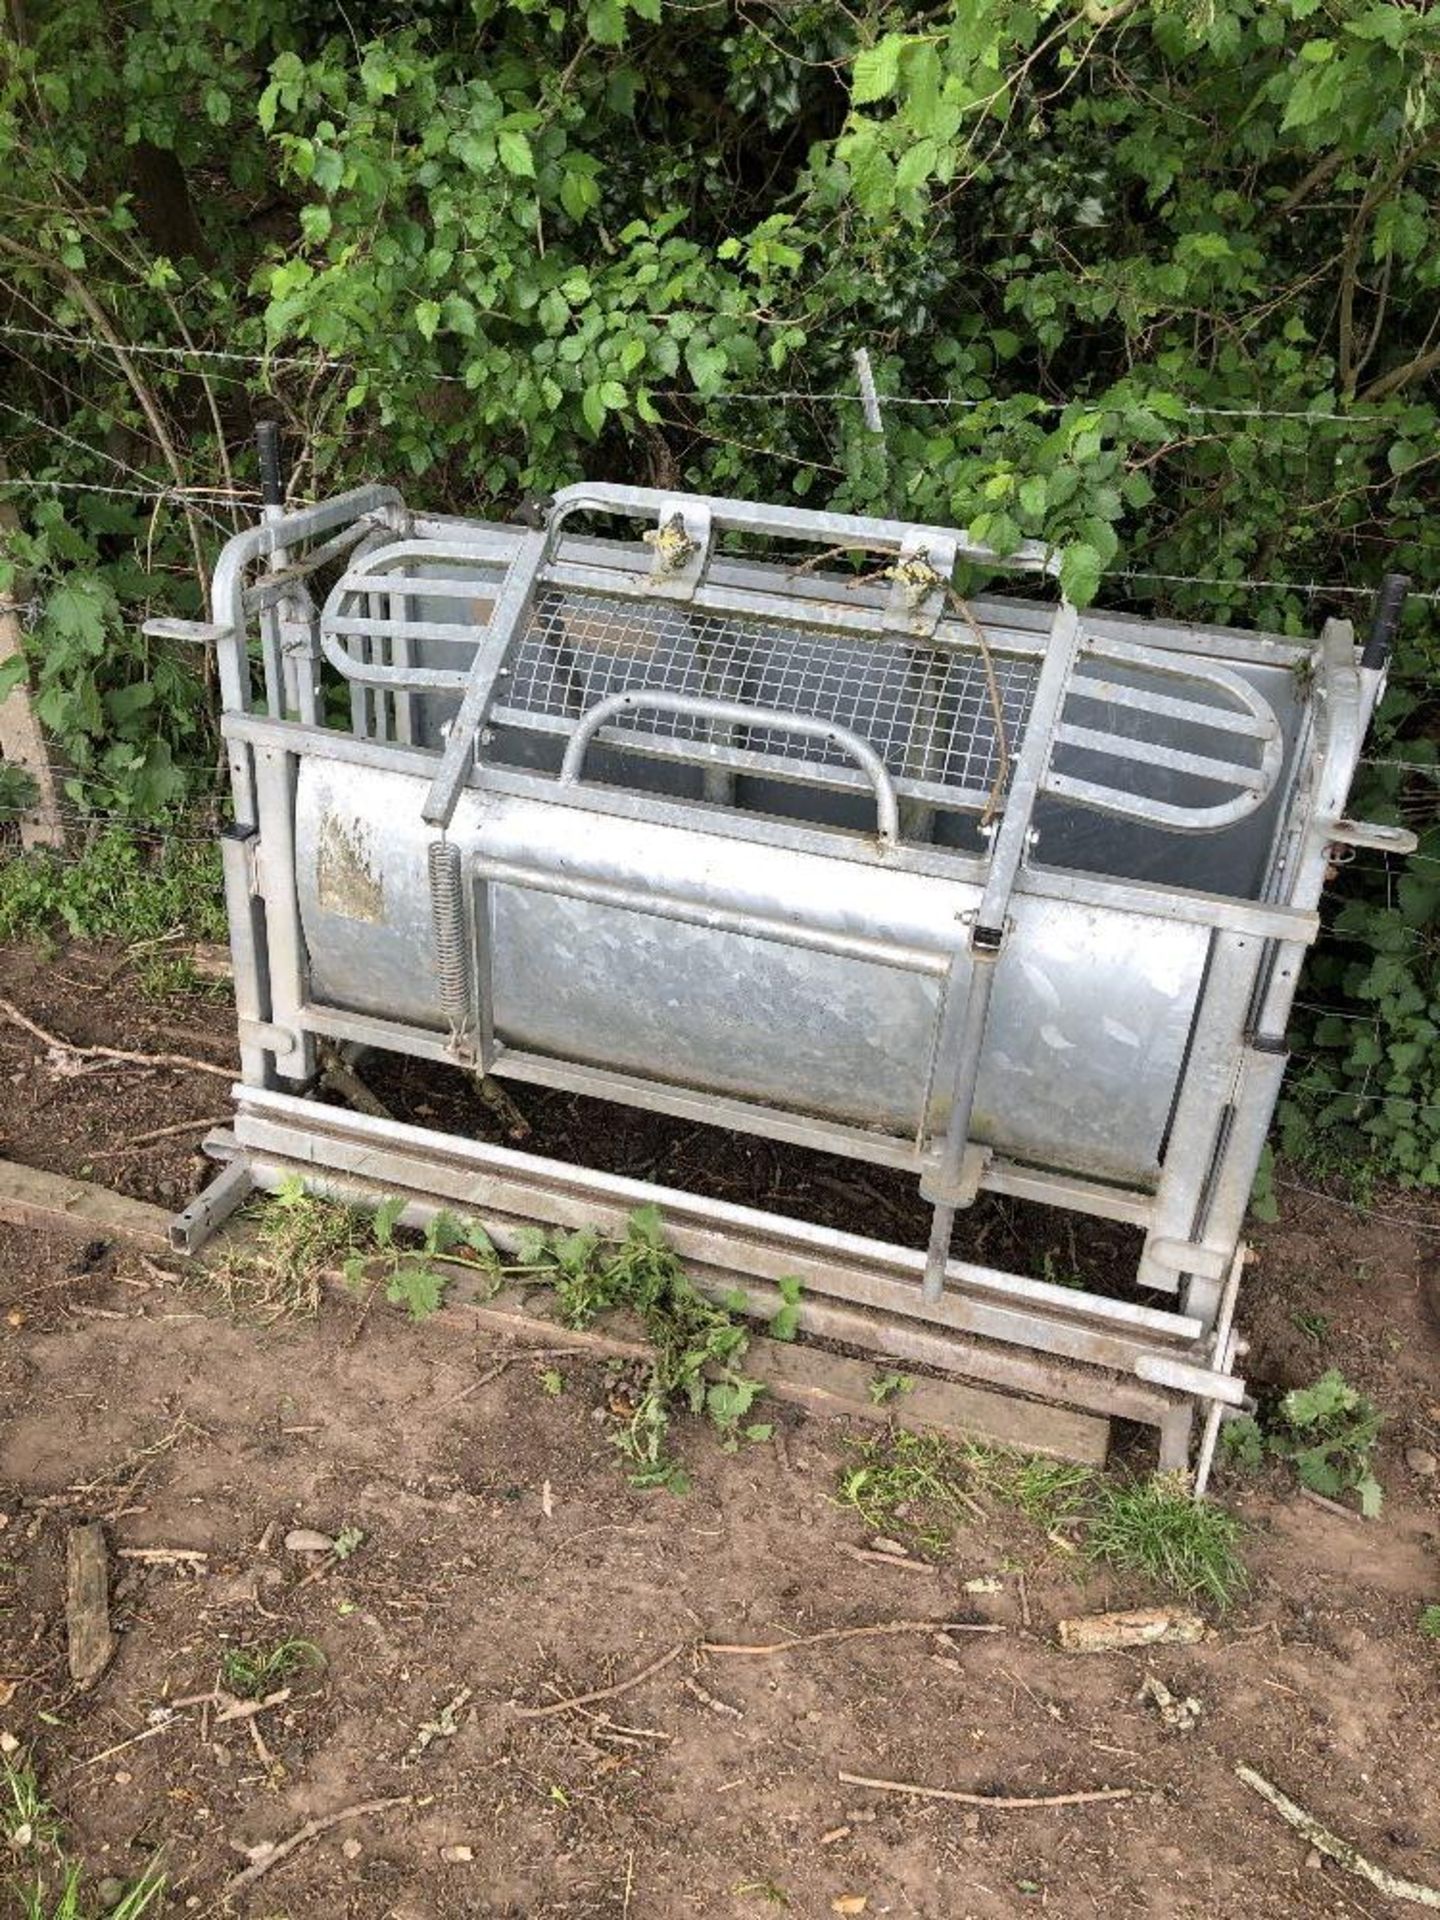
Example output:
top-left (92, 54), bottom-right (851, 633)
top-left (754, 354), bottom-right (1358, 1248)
top-left (702, 1620), bottom-right (1003, 1657)
top-left (89, 1117), bottom-right (230, 1157)
top-left (513, 1643), bottom-right (684, 1722)
top-left (226, 1794), bottom-right (414, 1896)
top-left (0, 999), bottom-right (234, 1081)
top-left (838, 1772), bottom-right (1132, 1811)
top-left (1235, 1764), bottom-right (1440, 1908)
top-left (65, 1522), bottom-right (116, 1689)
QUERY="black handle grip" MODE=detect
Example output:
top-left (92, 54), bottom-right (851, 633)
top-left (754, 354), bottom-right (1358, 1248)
top-left (255, 421), bottom-right (284, 509)
top-left (1361, 571), bottom-right (1408, 670)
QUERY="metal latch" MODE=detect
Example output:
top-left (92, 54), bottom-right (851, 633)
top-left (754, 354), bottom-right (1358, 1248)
top-left (643, 499), bottom-right (711, 600)
top-left (142, 617), bottom-right (233, 646)
top-left (883, 532), bottom-right (957, 638)
top-left (1325, 817), bottom-right (1418, 854)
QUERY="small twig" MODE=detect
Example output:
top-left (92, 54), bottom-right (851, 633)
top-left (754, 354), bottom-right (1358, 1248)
top-left (838, 1544), bottom-right (937, 1575)
top-left (1236, 1765), bottom-right (1440, 1908)
top-left (512, 1643), bottom-right (684, 1721)
top-left (701, 1620), bottom-right (1003, 1657)
top-left (75, 1722), bottom-right (174, 1770)
top-left (944, 588), bottom-right (1012, 825)
top-left (214, 1688), bottom-right (291, 1726)
top-left (683, 1675), bottom-right (743, 1719)
top-left (1018, 1570), bottom-right (1031, 1630)
top-left (622, 1848), bottom-right (636, 1920)
top-left (838, 1771), bottom-right (1132, 1811)
top-left (116, 1547), bottom-right (208, 1565)
top-left (1299, 1485), bottom-right (1361, 1521)
top-left (0, 997), bottom-right (233, 1080)
top-left (227, 1794), bottom-right (414, 1895)
top-left (89, 1116), bottom-right (229, 1157)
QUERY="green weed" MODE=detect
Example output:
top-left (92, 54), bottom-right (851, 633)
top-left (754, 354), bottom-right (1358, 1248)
top-left (868, 1370), bottom-right (913, 1407)
top-left (1420, 1605), bottom-right (1440, 1641)
top-left (1224, 1369), bottom-right (1384, 1516)
top-left (836, 1429), bottom-right (981, 1552)
top-left (519, 1206), bottom-right (784, 1491)
top-left (341, 1196), bottom-right (498, 1323)
top-left (0, 830), bottom-right (225, 955)
top-left (220, 1637), bottom-right (324, 1698)
top-left (1, 1752), bottom-right (164, 1918)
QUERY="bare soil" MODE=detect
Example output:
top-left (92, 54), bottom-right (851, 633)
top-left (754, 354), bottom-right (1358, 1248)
top-left (1, 937), bottom-right (1438, 1919)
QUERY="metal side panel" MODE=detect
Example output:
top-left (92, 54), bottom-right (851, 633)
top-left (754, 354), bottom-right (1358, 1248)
top-left (295, 758), bottom-right (1206, 1186)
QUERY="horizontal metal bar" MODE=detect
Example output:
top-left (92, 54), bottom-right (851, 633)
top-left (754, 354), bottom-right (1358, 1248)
top-left (1066, 673), bottom-right (1275, 739)
top-left (1053, 721), bottom-right (1269, 792)
top-left (297, 1002), bottom-right (457, 1063)
top-left (489, 1044), bottom-right (929, 1171)
top-left (474, 856), bottom-right (952, 974)
top-left (333, 571), bottom-right (500, 602)
top-left (326, 615), bottom-right (491, 647)
top-left (1042, 767), bottom-right (1270, 832)
top-left (979, 1158), bottom-right (1155, 1229)
top-left (231, 1093), bottom-right (1208, 1381)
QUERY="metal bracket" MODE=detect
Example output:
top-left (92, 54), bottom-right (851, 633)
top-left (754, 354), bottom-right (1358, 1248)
top-left (1325, 817), bottom-right (1418, 854)
top-left (643, 499), bottom-right (711, 600)
top-left (919, 1143), bottom-right (991, 1209)
top-left (142, 617), bottom-right (233, 647)
top-left (883, 533), bottom-right (957, 638)
top-left (239, 1018), bottom-right (298, 1058)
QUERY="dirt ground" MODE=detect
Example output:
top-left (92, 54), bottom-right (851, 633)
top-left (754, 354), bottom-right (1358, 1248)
top-left (1, 937), bottom-right (1439, 1919)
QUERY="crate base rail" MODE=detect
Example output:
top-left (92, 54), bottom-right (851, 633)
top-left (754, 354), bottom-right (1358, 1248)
top-left (179, 1087), bottom-right (1249, 1474)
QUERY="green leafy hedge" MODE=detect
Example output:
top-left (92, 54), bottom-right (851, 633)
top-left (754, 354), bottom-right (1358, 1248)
top-left (1, 0), bottom-right (1436, 1177)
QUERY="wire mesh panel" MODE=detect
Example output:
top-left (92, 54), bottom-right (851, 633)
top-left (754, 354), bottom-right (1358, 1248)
top-left (493, 588), bottom-right (1038, 806)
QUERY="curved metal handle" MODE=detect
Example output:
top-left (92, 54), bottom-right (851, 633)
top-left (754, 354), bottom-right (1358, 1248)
top-left (557, 690), bottom-right (901, 845)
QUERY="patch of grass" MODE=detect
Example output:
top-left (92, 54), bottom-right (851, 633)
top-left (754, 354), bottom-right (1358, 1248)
top-left (10, 1863), bottom-right (165, 1920)
top-left (220, 1637), bottom-right (325, 1699)
top-left (2, 1752), bottom-right (62, 1855)
top-left (836, 1430), bottom-right (981, 1552)
top-left (1419, 1604), bottom-right (1440, 1641)
top-left (216, 1176), bottom-right (370, 1320)
top-left (834, 1434), bottom-right (1248, 1606)
top-left (1084, 1472), bottom-right (1246, 1608)
top-left (0, 829), bottom-right (225, 955)
top-left (2, 1751), bottom-right (164, 1918)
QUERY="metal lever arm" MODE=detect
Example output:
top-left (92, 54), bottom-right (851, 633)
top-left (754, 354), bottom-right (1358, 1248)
top-left (558, 689), bottom-right (901, 845)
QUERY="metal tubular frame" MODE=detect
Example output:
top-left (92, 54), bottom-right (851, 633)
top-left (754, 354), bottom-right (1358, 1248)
top-left (162, 478), bottom-right (1413, 1480)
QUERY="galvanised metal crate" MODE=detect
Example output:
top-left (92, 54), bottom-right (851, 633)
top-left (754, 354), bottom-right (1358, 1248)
top-left (158, 467), bottom-right (1413, 1483)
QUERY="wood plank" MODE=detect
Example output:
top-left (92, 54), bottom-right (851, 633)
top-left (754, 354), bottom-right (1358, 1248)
top-left (0, 1156), bottom-right (1109, 1463)
top-left (0, 1159), bottom-right (172, 1250)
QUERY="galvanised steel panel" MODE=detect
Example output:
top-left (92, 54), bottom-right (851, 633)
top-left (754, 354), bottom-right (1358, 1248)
top-left (295, 759), bottom-right (1204, 1185)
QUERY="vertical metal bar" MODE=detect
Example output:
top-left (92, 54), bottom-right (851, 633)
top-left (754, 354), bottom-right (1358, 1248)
top-left (251, 743), bottom-right (316, 1086)
top-left (919, 602), bottom-right (1085, 1300)
top-left (1181, 1042), bottom-right (1288, 1325)
top-left (221, 825), bottom-right (272, 1089)
top-left (256, 424), bottom-right (289, 718)
top-left (423, 528), bottom-right (549, 827)
top-left (1137, 930), bottom-right (1262, 1298)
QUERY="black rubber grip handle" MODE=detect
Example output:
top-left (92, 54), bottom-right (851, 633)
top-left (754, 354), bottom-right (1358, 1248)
top-left (256, 421), bottom-right (284, 509)
top-left (1361, 571), bottom-right (1408, 670)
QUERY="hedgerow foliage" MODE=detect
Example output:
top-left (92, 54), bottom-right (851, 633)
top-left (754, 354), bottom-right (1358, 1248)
top-left (0, 0), bottom-right (1436, 1175)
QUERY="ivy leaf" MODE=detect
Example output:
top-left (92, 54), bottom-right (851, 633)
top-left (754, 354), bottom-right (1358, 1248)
top-left (1060, 541), bottom-right (1105, 606)
top-left (497, 128), bottom-right (535, 179)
